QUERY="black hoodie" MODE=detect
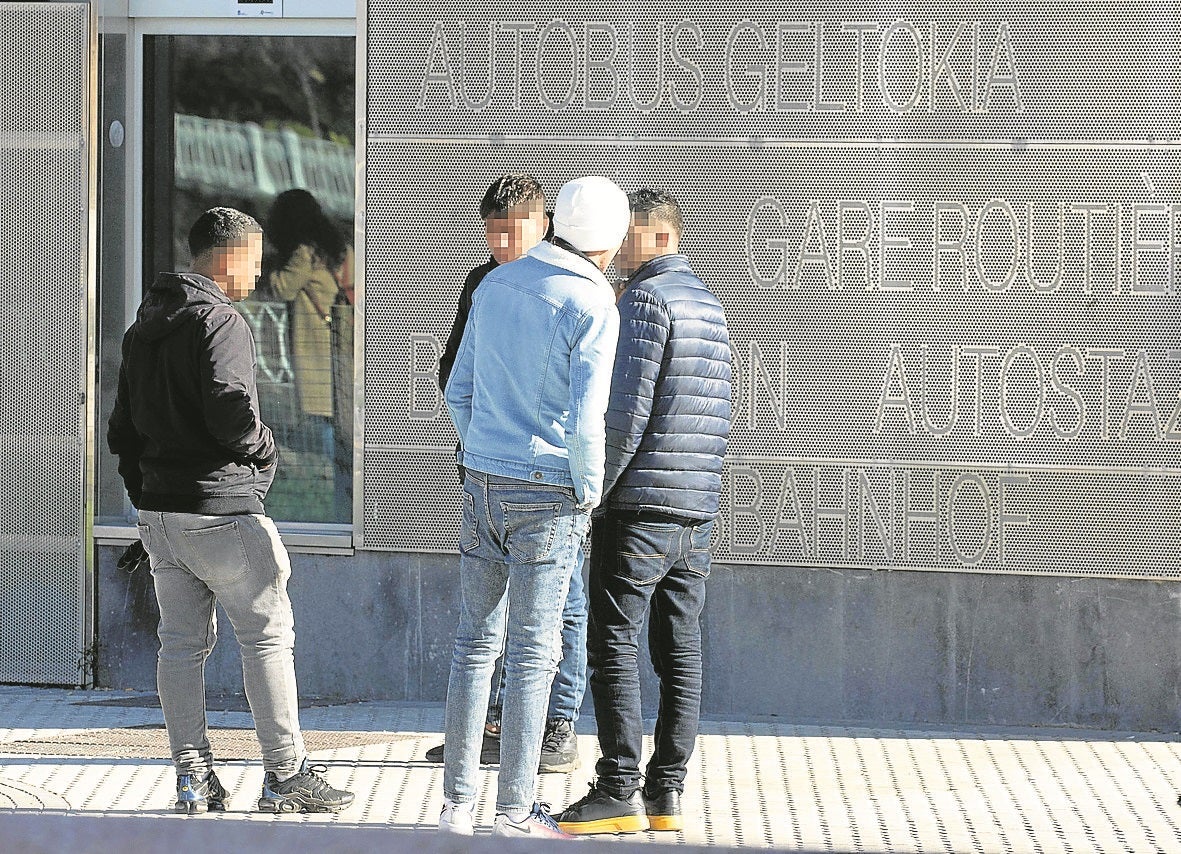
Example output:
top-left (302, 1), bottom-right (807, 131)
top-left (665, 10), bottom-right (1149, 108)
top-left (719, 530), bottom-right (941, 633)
top-left (107, 272), bottom-right (277, 515)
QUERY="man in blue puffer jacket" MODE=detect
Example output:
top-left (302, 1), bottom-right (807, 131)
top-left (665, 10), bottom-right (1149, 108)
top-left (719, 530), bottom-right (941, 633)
top-left (558, 189), bottom-right (732, 835)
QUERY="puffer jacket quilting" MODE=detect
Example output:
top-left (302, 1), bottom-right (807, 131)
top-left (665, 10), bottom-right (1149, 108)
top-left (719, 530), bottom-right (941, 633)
top-left (602, 253), bottom-right (732, 520)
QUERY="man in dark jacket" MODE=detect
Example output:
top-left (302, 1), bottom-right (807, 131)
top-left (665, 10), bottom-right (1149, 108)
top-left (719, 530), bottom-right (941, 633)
top-left (107, 207), bottom-right (353, 816)
top-left (437, 175), bottom-right (550, 389)
top-left (557, 189), bottom-right (732, 835)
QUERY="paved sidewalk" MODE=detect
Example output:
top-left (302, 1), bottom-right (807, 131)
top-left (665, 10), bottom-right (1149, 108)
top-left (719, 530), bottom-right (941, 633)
top-left (1, 686), bottom-right (1179, 852)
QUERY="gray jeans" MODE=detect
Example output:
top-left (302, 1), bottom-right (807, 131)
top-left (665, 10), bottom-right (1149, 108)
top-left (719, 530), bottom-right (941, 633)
top-left (137, 510), bottom-right (305, 778)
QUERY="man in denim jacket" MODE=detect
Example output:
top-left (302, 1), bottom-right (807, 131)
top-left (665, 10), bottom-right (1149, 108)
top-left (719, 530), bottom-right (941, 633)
top-left (439, 176), bottom-right (628, 838)
top-left (429, 175), bottom-right (586, 774)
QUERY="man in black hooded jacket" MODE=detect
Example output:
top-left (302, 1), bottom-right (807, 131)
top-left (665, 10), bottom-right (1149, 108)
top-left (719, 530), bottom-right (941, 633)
top-left (108, 207), bottom-right (353, 816)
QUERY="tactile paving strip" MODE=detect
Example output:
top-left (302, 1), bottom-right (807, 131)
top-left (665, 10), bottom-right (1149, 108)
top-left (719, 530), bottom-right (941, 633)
top-left (0, 779), bottom-right (70, 810)
top-left (0, 725), bottom-right (414, 760)
top-left (2, 688), bottom-right (1180, 851)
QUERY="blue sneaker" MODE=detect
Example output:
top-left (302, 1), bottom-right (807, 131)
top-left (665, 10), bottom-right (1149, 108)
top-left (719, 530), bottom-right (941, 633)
top-left (174, 769), bottom-right (228, 814)
top-left (258, 758), bottom-right (354, 814)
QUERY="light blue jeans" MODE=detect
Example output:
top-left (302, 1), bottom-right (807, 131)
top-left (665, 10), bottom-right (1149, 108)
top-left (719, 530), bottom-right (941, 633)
top-left (137, 510), bottom-right (305, 778)
top-left (443, 471), bottom-right (589, 813)
top-left (486, 547), bottom-right (587, 726)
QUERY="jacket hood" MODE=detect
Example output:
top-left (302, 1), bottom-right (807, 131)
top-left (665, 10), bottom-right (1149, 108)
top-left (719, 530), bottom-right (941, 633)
top-left (134, 272), bottom-right (230, 341)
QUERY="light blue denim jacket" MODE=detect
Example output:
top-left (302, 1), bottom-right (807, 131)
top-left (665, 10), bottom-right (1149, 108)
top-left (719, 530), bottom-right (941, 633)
top-left (445, 240), bottom-right (620, 510)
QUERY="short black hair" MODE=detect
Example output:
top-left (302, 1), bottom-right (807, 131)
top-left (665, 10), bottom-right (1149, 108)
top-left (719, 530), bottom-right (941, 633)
top-left (188, 207), bottom-right (263, 258)
top-left (628, 188), bottom-right (683, 237)
top-left (479, 174), bottom-right (546, 220)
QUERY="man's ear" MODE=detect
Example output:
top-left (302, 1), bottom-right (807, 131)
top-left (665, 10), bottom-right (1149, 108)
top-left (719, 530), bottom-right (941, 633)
top-left (210, 246), bottom-right (230, 276)
top-left (656, 231), bottom-right (671, 249)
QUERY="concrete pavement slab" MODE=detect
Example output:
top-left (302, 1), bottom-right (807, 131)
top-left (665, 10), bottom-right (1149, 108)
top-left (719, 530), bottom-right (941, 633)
top-left (0, 687), bottom-right (1179, 852)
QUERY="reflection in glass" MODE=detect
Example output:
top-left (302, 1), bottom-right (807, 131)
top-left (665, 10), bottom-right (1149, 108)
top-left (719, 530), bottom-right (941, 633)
top-left (140, 35), bottom-right (355, 525)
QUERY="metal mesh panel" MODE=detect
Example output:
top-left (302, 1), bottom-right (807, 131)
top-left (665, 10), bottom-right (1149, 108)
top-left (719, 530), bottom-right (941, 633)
top-left (361, 2), bottom-right (1181, 577)
top-left (0, 4), bottom-right (91, 683)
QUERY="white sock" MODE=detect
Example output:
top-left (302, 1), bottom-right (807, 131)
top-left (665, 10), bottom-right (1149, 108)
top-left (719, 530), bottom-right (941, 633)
top-left (504, 808), bottom-right (530, 823)
top-left (444, 797), bottom-right (474, 813)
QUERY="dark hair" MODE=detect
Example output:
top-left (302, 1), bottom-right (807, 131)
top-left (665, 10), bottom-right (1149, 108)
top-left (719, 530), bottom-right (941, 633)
top-left (188, 207), bottom-right (262, 258)
top-left (628, 188), bottom-right (683, 237)
top-left (479, 174), bottom-right (546, 220)
top-left (264, 188), bottom-right (348, 271)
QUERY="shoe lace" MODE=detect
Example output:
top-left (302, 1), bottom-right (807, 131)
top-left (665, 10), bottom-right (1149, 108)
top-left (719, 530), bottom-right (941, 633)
top-left (569, 781), bottom-right (599, 809)
top-left (296, 762), bottom-right (335, 794)
top-left (530, 802), bottom-right (562, 832)
top-left (541, 719), bottom-right (570, 752)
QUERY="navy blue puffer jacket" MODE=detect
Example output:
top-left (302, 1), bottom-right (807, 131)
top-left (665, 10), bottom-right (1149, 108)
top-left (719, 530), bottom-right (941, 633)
top-left (602, 254), bottom-right (732, 520)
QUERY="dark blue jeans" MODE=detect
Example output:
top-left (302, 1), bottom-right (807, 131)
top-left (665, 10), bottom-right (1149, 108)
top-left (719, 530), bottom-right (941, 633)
top-left (587, 510), bottom-right (713, 797)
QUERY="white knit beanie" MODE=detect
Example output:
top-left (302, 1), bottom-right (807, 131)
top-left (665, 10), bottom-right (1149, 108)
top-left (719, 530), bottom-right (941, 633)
top-left (552, 176), bottom-right (630, 252)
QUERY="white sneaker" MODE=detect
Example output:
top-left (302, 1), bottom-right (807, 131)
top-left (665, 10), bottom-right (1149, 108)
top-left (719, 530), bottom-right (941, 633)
top-left (439, 798), bottom-right (475, 835)
top-left (492, 802), bottom-right (572, 839)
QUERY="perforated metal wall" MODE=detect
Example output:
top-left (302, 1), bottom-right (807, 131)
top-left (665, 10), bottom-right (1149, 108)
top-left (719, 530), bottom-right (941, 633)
top-left (361, 2), bottom-right (1180, 577)
top-left (0, 3), bottom-right (93, 683)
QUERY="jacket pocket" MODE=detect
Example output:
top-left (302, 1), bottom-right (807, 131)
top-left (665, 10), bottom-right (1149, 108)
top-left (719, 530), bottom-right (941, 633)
top-left (180, 520), bottom-right (251, 586)
top-left (500, 501), bottom-right (562, 564)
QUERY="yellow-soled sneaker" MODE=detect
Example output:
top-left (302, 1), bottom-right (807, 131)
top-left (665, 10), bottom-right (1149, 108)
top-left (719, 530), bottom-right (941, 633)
top-left (642, 787), bottom-right (683, 831)
top-left (556, 782), bottom-right (650, 835)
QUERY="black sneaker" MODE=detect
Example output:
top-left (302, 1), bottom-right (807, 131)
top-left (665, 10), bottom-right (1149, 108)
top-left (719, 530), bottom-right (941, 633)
top-left (174, 769), bottom-right (228, 814)
top-left (257, 758), bottom-right (355, 814)
top-left (424, 729), bottom-right (501, 764)
top-left (538, 717), bottom-right (579, 773)
top-left (556, 782), bottom-right (649, 835)
top-left (642, 787), bottom-right (682, 831)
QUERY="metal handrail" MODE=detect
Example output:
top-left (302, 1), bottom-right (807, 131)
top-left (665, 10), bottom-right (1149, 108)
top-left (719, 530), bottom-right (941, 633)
top-left (174, 113), bottom-right (355, 219)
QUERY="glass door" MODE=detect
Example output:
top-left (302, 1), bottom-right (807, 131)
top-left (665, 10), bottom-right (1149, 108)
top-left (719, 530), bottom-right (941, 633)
top-left (98, 19), bottom-right (356, 534)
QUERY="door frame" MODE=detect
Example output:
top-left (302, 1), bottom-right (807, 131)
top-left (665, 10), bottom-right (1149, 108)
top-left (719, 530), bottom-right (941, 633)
top-left (121, 14), bottom-right (359, 551)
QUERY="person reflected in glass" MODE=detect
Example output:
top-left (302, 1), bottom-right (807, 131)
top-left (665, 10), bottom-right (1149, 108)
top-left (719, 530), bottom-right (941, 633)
top-left (262, 188), bottom-right (353, 521)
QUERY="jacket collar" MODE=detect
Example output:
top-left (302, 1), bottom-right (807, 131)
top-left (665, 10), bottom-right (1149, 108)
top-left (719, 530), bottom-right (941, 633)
top-left (527, 239), bottom-right (613, 293)
top-left (627, 253), bottom-right (693, 289)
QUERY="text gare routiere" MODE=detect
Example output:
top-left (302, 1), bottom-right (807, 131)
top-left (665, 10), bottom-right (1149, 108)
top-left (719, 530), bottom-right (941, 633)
top-left (747, 199), bottom-right (1181, 295)
top-left (418, 20), bottom-right (1022, 114)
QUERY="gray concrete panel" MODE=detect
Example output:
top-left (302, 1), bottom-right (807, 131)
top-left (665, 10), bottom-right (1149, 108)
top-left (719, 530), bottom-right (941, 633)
top-left (841, 570), bottom-right (955, 723)
top-left (95, 545), bottom-right (1181, 733)
top-left (718, 565), bottom-right (849, 721)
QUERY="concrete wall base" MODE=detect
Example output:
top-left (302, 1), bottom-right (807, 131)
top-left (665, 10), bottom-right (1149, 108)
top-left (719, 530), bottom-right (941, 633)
top-left (95, 546), bottom-right (1181, 732)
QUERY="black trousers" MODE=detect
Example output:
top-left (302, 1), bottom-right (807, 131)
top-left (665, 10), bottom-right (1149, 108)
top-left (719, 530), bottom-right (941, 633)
top-left (587, 509), bottom-right (713, 796)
